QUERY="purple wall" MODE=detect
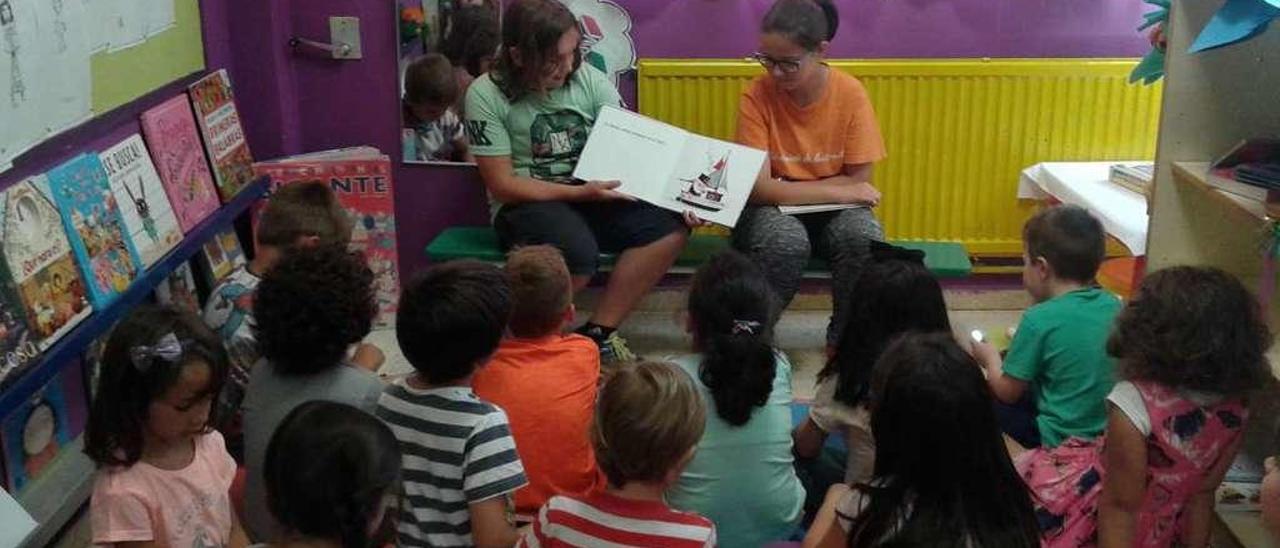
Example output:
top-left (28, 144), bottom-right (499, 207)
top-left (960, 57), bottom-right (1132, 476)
top-left (0, 0), bottom-right (1152, 279)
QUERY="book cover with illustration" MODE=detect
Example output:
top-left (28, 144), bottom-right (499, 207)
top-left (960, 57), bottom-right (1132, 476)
top-left (46, 154), bottom-right (144, 308)
top-left (140, 94), bottom-right (222, 233)
top-left (572, 105), bottom-right (766, 227)
top-left (199, 228), bottom-right (246, 286)
top-left (254, 151), bottom-right (400, 325)
top-left (154, 260), bottom-right (201, 315)
top-left (0, 176), bottom-right (92, 351)
top-left (0, 359), bottom-right (88, 492)
top-left (100, 135), bottom-right (185, 267)
top-left (0, 267), bottom-right (38, 389)
top-left (189, 69), bottom-right (256, 202)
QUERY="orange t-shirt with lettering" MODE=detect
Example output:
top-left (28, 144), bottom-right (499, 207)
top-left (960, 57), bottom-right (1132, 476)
top-left (736, 69), bottom-right (886, 182)
top-left (473, 333), bottom-right (605, 515)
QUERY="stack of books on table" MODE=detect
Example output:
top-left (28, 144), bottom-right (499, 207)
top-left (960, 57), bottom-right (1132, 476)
top-left (1108, 163), bottom-right (1154, 198)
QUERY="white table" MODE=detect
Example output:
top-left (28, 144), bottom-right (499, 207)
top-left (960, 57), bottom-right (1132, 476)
top-left (1018, 162), bottom-right (1150, 255)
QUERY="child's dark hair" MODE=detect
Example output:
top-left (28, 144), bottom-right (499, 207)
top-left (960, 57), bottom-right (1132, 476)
top-left (404, 53), bottom-right (460, 108)
top-left (505, 245), bottom-right (571, 338)
top-left (762, 0), bottom-right (839, 51)
top-left (265, 401), bottom-right (401, 548)
top-left (851, 332), bottom-right (1040, 547)
top-left (823, 242), bottom-right (951, 408)
top-left (593, 361), bottom-right (706, 488)
top-left (397, 260), bottom-right (511, 384)
top-left (85, 305), bottom-right (229, 467)
top-left (257, 180), bottom-right (353, 249)
top-left (689, 251), bottom-right (777, 426)
top-left (1108, 266), bottom-right (1272, 397)
top-left (442, 6), bottom-right (500, 77)
top-left (1022, 205), bottom-right (1105, 283)
top-left (254, 245), bottom-right (376, 375)
top-left (492, 0), bottom-right (579, 101)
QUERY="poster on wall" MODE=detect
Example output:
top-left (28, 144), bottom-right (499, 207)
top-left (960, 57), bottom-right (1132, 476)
top-left (557, 0), bottom-right (636, 87)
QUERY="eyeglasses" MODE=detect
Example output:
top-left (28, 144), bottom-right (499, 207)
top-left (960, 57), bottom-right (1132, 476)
top-left (749, 52), bottom-right (808, 74)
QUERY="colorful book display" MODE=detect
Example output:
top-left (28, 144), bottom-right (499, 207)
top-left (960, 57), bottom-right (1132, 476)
top-left (140, 95), bottom-right (221, 233)
top-left (154, 261), bottom-right (201, 315)
top-left (100, 135), bottom-right (184, 267)
top-left (46, 155), bottom-right (144, 308)
top-left (0, 359), bottom-right (88, 491)
top-left (199, 228), bottom-right (246, 286)
top-left (0, 177), bottom-right (92, 351)
top-left (0, 272), bottom-right (38, 389)
top-left (189, 69), bottom-right (255, 202)
top-left (254, 149), bottom-right (400, 325)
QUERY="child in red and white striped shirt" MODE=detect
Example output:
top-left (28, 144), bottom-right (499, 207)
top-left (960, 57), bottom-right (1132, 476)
top-left (519, 361), bottom-right (717, 548)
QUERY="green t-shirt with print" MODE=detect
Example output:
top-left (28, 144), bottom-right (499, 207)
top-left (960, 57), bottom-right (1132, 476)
top-left (1003, 287), bottom-right (1122, 447)
top-left (464, 64), bottom-right (621, 191)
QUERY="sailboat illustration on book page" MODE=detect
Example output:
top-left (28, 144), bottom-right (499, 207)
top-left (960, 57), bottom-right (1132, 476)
top-left (677, 153), bottom-right (730, 212)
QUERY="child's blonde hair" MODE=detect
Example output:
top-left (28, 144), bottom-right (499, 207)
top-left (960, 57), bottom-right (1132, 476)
top-left (505, 245), bottom-right (571, 338)
top-left (592, 361), bottom-right (706, 488)
top-left (257, 181), bottom-right (352, 249)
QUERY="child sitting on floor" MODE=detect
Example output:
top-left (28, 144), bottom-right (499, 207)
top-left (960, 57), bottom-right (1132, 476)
top-left (793, 241), bottom-right (951, 486)
top-left (664, 250), bottom-right (805, 547)
top-left (1018, 267), bottom-right (1272, 547)
top-left (804, 332), bottom-right (1040, 548)
top-left (402, 53), bottom-right (472, 163)
top-left (378, 261), bottom-right (526, 548)
top-left (240, 245), bottom-right (386, 542)
top-left (973, 205), bottom-right (1120, 449)
top-left (473, 245), bottom-right (604, 516)
top-left (519, 361), bottom-right (717, 547)
top-left (259, 401), bottom-right (401, 548)
top-left (86, 305), bottom-right (248, 548)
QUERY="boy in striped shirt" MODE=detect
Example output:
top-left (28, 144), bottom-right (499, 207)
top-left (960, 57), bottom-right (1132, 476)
top-left (378, 261), bottom-right (527, 547)
top-left (520, 361), bottom-right (717, 548)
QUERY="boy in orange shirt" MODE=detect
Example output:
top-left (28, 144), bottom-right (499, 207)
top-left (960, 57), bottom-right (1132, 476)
top-left (473, 245), bottom-right (604, 515)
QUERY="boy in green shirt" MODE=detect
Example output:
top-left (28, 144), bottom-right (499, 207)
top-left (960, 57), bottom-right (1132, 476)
top-left (973, 205), bottom-right (1121, 449)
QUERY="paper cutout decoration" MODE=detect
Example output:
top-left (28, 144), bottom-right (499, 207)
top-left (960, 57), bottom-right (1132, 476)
top-left (1190, 0), bottom-right (1280, 53)
top-left (557, 0), bottom-right (636, 86)
top-left (1131, 0), bottom-right (1170, 85)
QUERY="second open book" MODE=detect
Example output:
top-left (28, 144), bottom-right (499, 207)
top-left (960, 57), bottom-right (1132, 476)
top-left (573, 106), bottom-right (767, 227)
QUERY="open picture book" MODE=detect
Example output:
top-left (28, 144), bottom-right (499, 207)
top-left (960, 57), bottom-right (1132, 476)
top-left (572, 106), bottom-right (767, 227)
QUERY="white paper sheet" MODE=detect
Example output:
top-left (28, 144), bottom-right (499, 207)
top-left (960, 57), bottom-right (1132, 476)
top-left (34, 0), bottom-right (92, 135)
top-left (145, 0), bottom-right (174, 37)
top-left (83, 0), bottom-right (111, 52)
top-left (0, 487), bottom-right (37, 548)
top-left (0, 0), bottom-right (44, 171)
top-left (105, 0), bottom-right (145, 52)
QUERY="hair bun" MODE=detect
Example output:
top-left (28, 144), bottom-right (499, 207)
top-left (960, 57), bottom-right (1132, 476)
top-left (814, 0), bottom-right (839, 40)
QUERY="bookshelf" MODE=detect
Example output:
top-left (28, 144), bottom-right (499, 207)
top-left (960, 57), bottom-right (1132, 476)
top-left (1144, 1), bottom-right (1280, 546)
top-left (2, 177), bottom-right (267, 548)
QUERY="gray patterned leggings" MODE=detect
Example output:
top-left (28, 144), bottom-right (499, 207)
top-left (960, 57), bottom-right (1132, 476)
top-left (731, 205), bottom-right (885, 347)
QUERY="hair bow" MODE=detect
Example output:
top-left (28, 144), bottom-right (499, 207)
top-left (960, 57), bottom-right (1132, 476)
top-left (731, 319), bottom-right (762, 336)
top-left (129, 333), bottom-right (184, 373)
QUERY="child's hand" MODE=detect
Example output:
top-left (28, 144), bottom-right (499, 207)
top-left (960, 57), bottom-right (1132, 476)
top-left (352, 343), bottom-right (385, 372)
top-left (682, 210), bottom-right (710, 228)
top-left (969, 340), bottom-right (1001, 370)
top-left (581, 180), bottom-right (634, 202)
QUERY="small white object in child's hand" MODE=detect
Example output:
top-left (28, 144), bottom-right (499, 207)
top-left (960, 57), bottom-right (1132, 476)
top-left (970, 329), bottom-right (986, 344)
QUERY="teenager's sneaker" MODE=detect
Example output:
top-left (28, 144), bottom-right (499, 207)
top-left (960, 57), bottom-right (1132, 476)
top-left (597, 331), bottom-right (638, 364)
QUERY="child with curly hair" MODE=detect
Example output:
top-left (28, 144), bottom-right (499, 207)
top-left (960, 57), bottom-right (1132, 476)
top-left (1018, 267), bottom-right (1273, 547)
top-left (239, 245), bottom-right (385, 542)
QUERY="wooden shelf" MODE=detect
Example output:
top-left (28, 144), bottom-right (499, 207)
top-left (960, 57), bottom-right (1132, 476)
top-left (1172, 162), bottom-right (1278, 222)
top-left (0, 177), bottom-right (267, 547)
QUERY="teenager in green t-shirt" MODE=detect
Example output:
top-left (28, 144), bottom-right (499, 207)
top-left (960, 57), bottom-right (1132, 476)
top-left (972, 206), bottom-right (1121, 449)
top-left (464, 0), bottom-right (692, 364)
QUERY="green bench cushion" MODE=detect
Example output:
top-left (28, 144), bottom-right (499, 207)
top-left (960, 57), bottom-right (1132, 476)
top-left (426, 226), bottom-right (972, 278)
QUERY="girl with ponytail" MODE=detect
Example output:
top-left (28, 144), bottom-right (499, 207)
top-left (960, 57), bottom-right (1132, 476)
top-left (260, 401), bottom-right (401, 548)
top-left (665, 251), bottom-right (806, 547)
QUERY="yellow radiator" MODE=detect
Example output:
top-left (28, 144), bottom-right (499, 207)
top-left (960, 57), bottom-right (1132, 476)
top-left (637, 59), bottom-right (1162, 256)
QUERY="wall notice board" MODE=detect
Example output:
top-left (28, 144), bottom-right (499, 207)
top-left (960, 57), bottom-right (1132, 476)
top-left (0, 0), bottom-right (204, 172)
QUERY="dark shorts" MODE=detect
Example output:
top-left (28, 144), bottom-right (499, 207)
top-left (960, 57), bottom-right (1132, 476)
top-left (494, 200), bottom-right (685, 275)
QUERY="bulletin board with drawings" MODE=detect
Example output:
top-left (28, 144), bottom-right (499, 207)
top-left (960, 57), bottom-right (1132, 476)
top-left (0, 0), bottom-right (204, 172)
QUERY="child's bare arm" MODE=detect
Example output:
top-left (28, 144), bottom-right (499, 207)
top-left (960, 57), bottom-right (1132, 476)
top-left (470, 497), bottom-right (520, 548)
top-left (1185, 433), bottom-right (1245, 547)
top-left (972, 340), bottom-right (1027, 403)
top-left (793, 416), bottom-right (827, 459)
top-left (803, 483), bottom-right (852, 548)
top-left (1097, 405), bottom-right (1148, 548)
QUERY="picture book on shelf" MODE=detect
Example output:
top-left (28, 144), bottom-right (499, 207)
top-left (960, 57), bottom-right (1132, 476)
top-left (189, 69), bottom-right (256, 202)
top-left (254, 149), bottom-right (400, 326)
top-left (199, 228), bottom-right (246, 286)
top-left (572, 106), bottom-right (767, 228)
top-left (47, 155), bottom-right (143, 308)
top-left (0, 269), bottom-right (38, 389)
top-left (0, 359), bottom-right (88, 492)
top-left (100, 135), bottom-right (184, 267)
top-left (140, 94), bottom-right (221, 233)
top-left (154, 261), bottom-right (201, 315)
top-left (0, 176), bottom-right (92, 350)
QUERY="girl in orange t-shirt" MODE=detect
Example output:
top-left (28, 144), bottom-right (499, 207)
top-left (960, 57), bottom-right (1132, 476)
top-left (733, 0), bottom-right (888, 351)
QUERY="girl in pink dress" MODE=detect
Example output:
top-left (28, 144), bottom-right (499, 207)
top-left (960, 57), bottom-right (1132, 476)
top-left (1017, 267), bottom-right (1272, 547)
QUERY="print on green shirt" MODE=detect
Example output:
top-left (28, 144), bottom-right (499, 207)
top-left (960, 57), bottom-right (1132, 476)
top-left (529, 110), bottom-right (590, 181)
